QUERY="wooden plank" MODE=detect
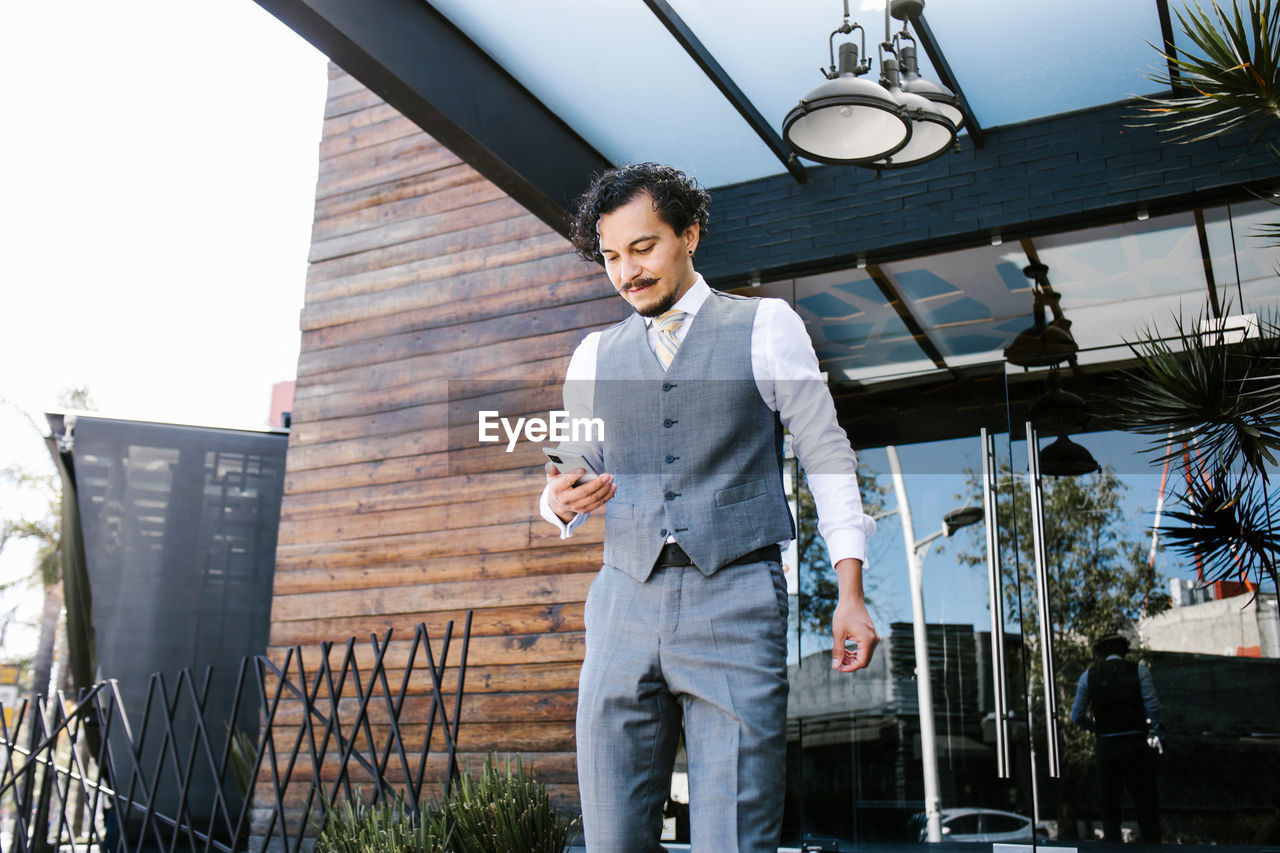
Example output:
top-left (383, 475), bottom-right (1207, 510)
top-left (251, 658), bottom-right (580, 696)
top-left (323, 85), bottom-right (385, 120)
top-left (280, 452), bottom-right (448, 495)
top-left (273, 514), bottom-right (602, 571)
top-left (285, 403), bottom-right (441, 447)
top-left (319, 100), bottom-right (405, 143)
top-left (315, 137), bottom-right (462, 201)
top-left (292, 327), bottom-right (580, 404)
top-left (279, 467), bottom-right (541, 519)
top-left (304, 215), bottom-right (559, 293)
top-left (311, 163), bottom-right (486, 233)
top-left (282, 424), bottom-right (446, 473)
top-left (286, 385), bottom-right (565, 448)
top-left (274, 521), bottom-right (535, 568)
top-left (269, 692), bottom-right (578, 727)
top-left (297, 269), bottom-right (606, 356)
top-left (309, 196), bottom-right (530, 266)
top-left (267, 601), bottom-right (587, 647)
top-left (319, 113), bottom-right (421, 160)
top-left (272, 543), bottom-right (601, 595)
top-left (295, 294), bottom-right (624, 380)
top-left (267, 631), bottom-right (586, 669)
top-left (247, 720), bottom-right (573, 754)
top-left (324, 69), bottom-right (367, 100)
top-left (311, 182), bottom-right (513, 255)
top-left (271, 571), bottom-right (594, 623)
top-left (251, 752), bottom-right (580, 799)
top-left (276, 492), bottom-right (548, 543)
top-left (288, 378), bottom-right (450, 425)
top-left (299, 234), bottom-right (577, 330)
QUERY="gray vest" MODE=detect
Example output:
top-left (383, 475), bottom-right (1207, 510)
top-left (595, 289), bottom-right (795, 581)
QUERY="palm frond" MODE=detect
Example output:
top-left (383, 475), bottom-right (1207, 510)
top-left (1112, 313), bottom-right (1280, 475)
top-left (1133, 0), bottom-right (1280, 143)
top-left (1159, 469), bottom-right (1280, 587)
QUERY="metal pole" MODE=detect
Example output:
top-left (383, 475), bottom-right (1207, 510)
top-left (887, 445), bottom-right (942, 842)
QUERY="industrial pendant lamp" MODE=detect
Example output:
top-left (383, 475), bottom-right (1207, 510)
top-left (1039, 434), bottom-right (1100, 477)
top-left (783, 0), bottom-right (959, 169)
top-left (899, 41), bottom-right (963, 129)
top-left (869, 53), bottom-right (957, 169)
top-left (1003, 262), bottom-right (1079, 368)
top-left (782, 8), bottom-right (910, 165)
top-left (1029, 368), bottom-right (1099, 476)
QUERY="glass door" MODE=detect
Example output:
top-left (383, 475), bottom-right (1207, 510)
top-left (1013, 418), bottom-right (1280, 848)
top-left (780, 429), bottom-right (1038, 850)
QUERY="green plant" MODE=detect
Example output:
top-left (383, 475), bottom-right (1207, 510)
top-left (316, 755), bottom-right (579, 853)
top-left (316, 790), bottom-right (449, 853)
top-left (430, 754), bottom-right (580, 853)
top-left (1140, 0), bottom-right (1280, 144)
top-left (1111, 312), bottom-right (1280, 587)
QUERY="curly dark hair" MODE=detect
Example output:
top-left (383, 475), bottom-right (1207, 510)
top-left (568, 163), bottom-right (710, 263)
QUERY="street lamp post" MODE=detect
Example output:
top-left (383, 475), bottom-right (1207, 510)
top-left (886, 445), bottom-right (984, 842)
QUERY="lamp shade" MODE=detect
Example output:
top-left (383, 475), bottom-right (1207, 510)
top-left (1004, 319), bottom-right (1078, 368)
top-left (1038, 434), bottom-right (1100, 477)
top-left (870, 86), bottom-right (956, 168)
top-left (899, 43), bottom-right (964, 129)
top-left (784, 75), bottom-right (911, 165)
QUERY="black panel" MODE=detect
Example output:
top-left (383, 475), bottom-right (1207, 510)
top-left (63, 416), bottom-right (287, 825)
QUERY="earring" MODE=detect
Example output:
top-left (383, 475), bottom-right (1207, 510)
top-left (688, 249), bottom-right (694, 256)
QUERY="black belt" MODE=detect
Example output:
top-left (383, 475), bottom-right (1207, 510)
top-left (653, 541), bottom-right (781, 570)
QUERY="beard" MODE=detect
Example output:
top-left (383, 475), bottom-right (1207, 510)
top-left (628, 278), bottom-right (679, 318)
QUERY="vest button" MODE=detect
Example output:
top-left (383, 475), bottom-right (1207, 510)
top-left (663, 419), bottom-right (674, 428)
top-left (665, 455), bottom-right (675, 463)
top-left (664, 491), bottom-right (676, 501)
top-left (659, 528), bottom-right (667, 537)
top-left (662, 382), bottom-right (672, 391)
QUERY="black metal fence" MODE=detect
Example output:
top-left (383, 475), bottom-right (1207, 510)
top-left (0, 617), bottom-right (472, 853)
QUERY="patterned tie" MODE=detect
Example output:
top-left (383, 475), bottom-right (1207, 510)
top-left (654, 309), bottom-right (687, 371)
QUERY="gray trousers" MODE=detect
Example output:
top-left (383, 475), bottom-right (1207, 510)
top-left (577, 559), bottom-right (790, 852)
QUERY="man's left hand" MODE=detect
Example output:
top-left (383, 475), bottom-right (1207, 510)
top-left (831, 558), bottom-right (878, 673)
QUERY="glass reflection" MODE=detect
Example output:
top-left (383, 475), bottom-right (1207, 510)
top-left (780, 426), bottom-right (1280, 847)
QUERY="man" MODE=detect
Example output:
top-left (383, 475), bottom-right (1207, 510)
top-left (1070, 632), bottom-right (1163, 843)
top-left (540, 163), bottom-right (877, 852)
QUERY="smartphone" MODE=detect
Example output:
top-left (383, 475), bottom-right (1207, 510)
top-left (542, 446), bottom-right (599, 483)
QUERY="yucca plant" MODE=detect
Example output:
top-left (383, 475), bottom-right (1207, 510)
top-left (316, 789), bottom-right (450, 853)
top-left (1111, 313), bottom-right (1280, 588)
top-left (1118, 2), bottom-right (1280, 589)
top-left (430, 754), bottom-right (581, 853)
top-left (316, 756), bottom-right (579, 853)
top-left (1138, 0), bottom-right (1280, 144)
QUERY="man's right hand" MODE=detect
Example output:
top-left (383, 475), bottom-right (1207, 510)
top-left (545, 461), bottom-right (615, 523)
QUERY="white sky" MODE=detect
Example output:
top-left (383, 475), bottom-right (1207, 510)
top-left (0, 1), bottom-right (329, 657)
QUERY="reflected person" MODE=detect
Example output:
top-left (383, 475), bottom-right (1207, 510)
top-left (1070, 632), bottom-right (1163, 843)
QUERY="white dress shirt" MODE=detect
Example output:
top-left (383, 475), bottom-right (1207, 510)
top-left (540, 276), bottom-right (875, 568)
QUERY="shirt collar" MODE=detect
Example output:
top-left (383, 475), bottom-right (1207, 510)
top-left (643, 275), bottom-right (710, 326)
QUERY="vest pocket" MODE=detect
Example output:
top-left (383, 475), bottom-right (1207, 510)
top-left (714, 478), bottom-right (766, 507)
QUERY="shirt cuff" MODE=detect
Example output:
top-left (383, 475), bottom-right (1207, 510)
top-left (824, 528), bottom-right (868, 569)
top-left (539, 484), bottom-right (589, 538)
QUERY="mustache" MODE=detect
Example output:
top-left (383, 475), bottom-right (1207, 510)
top-left (624, 277), bottom-right (658, 292)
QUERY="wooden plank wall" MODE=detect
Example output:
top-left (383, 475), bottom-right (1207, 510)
top-left (268, 64), bottom-right (627, 806)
